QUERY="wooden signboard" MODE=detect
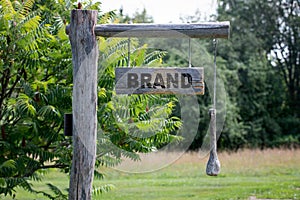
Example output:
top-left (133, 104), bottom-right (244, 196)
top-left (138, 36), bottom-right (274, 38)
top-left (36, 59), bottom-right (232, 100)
top-left (115, 67), bottom-right (204, 95)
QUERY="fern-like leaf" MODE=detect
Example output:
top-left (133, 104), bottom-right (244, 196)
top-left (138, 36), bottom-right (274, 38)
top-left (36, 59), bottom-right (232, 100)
top-left (92, 184), bottom-right (115, 196)
top-left (19, 0), bottom-right (35, 16)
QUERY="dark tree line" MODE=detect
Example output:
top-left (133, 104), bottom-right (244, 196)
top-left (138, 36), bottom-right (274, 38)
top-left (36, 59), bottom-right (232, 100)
top-left (214, 0), bottom-right (300, 149)
top-left (119, 1), bottom-right (300, 150)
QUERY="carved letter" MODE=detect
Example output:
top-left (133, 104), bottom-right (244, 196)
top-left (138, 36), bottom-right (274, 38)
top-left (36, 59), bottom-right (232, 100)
top-left (167, 73), bottom-right (178, 88)
top-left (141, 73), bottom-right (152, 88)
top-left (154, 73), bottom-right (165, 88)
top-left (128, 73), bottom-right (138, 88)
top-left (181, 73), bottom-right (192, 88)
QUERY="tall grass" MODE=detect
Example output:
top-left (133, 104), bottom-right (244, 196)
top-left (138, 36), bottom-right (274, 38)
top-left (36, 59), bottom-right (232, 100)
top-left (2, 148), bottom-right (300, 200)
top-left (99, 148), bottom-right (300, 200)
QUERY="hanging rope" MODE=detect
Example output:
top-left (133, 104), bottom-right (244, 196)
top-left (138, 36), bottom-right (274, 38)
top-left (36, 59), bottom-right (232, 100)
top-left (213, 38), bottom-right (217, 109)
top-left (128, 37), bottom-right (131, 67)
top-left (188, 38), bottom-right (192, 68)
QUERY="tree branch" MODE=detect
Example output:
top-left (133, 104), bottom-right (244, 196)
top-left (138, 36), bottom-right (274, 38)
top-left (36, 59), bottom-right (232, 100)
top-left (40, 164), bottom-right (69, 169)
top-left (5, 68), bottom-right (25, 99)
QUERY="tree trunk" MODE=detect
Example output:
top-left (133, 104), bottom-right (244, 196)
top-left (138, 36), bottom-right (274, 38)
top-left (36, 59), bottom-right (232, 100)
top-left (68, 9), bottom-right (98, 200)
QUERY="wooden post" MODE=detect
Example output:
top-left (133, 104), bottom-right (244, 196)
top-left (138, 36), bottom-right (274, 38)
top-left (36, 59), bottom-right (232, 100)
top-left (68, 10), bottom-right (98, 199)
top-left (206, 109), bottom-right (220, 176)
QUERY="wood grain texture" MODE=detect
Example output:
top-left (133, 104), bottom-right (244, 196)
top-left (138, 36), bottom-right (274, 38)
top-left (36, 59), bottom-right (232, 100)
top-left (66, 22), bottom-right (230, 39)
top-left (115, 67), bottom-right (204, 95)
top-left (68, 9), bottom-right (98, 200)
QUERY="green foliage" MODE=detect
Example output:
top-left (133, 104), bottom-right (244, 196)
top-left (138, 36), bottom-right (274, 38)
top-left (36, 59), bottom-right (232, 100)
top-left (92, 184), bottom-right (115, 196)
top-left (216, 0), bottom-right (300, 149)
top-left (143, 35), bottom-right (245, 151)
top-left (0, 0), bottom-right (184, 198)
top-left (32, 183), bottom-right (68, 200)
top-left (158, 0), bottom-right (300, 150)
top-left (0, 0), bottom-right (72, 197)
top-left (117, 7), bottom-right (154, 23)
top-left (96, 36), bottom-right (182, 169)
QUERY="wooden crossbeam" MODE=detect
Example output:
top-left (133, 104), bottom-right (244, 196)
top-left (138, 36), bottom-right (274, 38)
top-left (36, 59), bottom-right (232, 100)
top-left (66, 21), bottom-right (230, 39)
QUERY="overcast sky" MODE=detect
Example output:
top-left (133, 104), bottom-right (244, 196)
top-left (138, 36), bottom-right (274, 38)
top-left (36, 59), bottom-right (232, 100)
top-left (100, 0), bottom-right (218, 23)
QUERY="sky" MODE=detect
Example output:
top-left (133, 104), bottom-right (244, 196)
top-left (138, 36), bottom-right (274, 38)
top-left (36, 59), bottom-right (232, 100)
top-left (100, 0), bottom-right (218, 23)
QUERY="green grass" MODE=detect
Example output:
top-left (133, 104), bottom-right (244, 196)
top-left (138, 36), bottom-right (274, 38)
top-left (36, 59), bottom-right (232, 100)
top-left (2, 149), bottom-right (300, 200)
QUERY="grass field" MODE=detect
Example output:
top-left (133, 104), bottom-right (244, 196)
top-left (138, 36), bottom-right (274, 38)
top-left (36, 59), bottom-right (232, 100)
top-left (2, 149), bottom-right (300, 200)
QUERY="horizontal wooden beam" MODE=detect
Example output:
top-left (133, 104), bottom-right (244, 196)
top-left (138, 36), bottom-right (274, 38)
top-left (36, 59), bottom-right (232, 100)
top-left (115, 67), bottom-right (204, 95)
top-left (66, 21), bottom-right (230, 39)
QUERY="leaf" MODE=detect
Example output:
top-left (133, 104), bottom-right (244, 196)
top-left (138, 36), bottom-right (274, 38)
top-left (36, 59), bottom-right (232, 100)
top-left (0, 178), bottom-right (6, 187)
top-left (93, 170), bottom-right (104, 180)
top-left (99, 10), bottom-right (116, 24)
top-left (0, 160), bottom-right (16, 171)
top-left (38, 105), bottom-right (61, 119)
top-left (0, 0), bottom-right (16, 18)
top-left (132, 44), bottom-right (147, 66)
top-left (46, 183), bottom-right (68, 197)
top-left (144, 50), bottom-right (167, 66)
top-left (16, 94), bottom-right (37, 117)
top-left (19, 0), bottom-right (35, 16)
top-left (57, 24), bottom-right (68, 40)
top-left (92, 184), bottom-right (115, 196)
top-left (22, 15), bottom-right (41, 31)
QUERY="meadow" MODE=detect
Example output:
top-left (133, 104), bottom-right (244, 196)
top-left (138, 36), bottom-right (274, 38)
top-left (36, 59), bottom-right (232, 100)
top-left (3, 149), bottom-right (300, 200)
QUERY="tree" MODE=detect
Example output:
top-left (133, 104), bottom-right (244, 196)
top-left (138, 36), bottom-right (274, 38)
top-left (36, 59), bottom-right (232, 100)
top-left (117, 7), bottom-right (154, 23)
top-left (217, 0), bottom-right (300, 148)
top-left (0, 0), bottom-right (182, 198)
top-left (0, 0), bottom-right (73, 197)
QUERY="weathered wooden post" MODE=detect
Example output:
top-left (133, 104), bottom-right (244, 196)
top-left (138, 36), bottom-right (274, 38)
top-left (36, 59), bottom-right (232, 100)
top-left (68, 10), bottom-right (98, 199)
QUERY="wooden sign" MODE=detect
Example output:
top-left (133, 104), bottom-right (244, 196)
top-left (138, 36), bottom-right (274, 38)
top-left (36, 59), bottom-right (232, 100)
top-left (115, 67), bottom-right (204, 95)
